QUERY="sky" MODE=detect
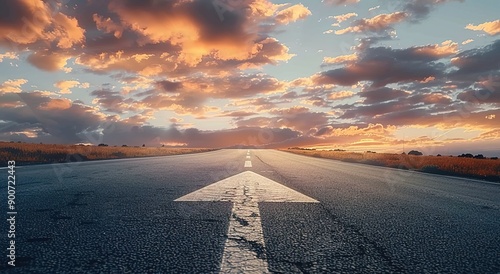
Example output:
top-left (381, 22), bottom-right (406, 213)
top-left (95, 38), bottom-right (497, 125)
top-left (0, 0), bottom-right (499, 156)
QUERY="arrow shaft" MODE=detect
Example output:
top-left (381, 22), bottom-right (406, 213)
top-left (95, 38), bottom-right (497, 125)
top-left (220, 184), bottom-right (270, 274)
top-left (174, 171), bottom-right (319, 273)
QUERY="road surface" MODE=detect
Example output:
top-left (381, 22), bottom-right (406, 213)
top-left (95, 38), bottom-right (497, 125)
top-left (2, 149), bottom-right (499, 273)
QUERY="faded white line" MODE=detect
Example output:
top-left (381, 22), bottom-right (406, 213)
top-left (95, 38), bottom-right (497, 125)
top-left (244, 161), bottom-right (252, 168)
top-left (220, 185), bottom-right (268, 273)
top-left (246, 156), bottom-right (251, 159)
top-left (175, 171), bottom-right (318, 273)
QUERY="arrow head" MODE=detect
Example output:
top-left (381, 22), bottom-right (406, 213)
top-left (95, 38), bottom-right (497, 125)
top-left (175, 171), bottom-right (318, 203)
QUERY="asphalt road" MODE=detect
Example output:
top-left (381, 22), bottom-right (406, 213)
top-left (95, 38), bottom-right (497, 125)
top-left (2, 149), bottom-right (499, 273)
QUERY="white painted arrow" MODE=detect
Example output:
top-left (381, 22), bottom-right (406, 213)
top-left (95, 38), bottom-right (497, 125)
top-left (175, 171), bottom-right (318, 273)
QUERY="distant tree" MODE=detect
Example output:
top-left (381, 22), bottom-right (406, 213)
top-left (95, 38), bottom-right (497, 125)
top-left (437, 154), bottom-right (442, 157)
top-left (122, 145), bottom-right (128, 147)
top-left (98, 143), bottom-right (108, 147)
top-left (142, 144), bottom-right (146, 147)
top-left (491, 157), bottom-right (498, 160)
top-left (408, 150), bottom-right (423, 156)
top-left (162, 144), bottom-right (165, 147)
top-left (458, 153), bottom-right (473, 158)
top-left (473, 154), bottom-right (485, 159)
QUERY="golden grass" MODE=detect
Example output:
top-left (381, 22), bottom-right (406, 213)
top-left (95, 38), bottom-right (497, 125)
top-left (282, 149), bottom-right (500, 182)
top-left (0, 142), bottom-right (217, 165)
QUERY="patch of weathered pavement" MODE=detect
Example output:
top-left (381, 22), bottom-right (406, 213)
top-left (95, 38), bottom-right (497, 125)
top-left (260, 202), bottom-right (399, 273)
top-left (2, 180), bottom-right (232, 273)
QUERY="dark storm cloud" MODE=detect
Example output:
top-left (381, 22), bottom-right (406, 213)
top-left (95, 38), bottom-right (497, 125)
top-left (157, 80), bottom-right (183, 93)
top-left (450, 39), bottom-right (500, 77)
top-left (360, 87), bottom-right (410, 104)
top-left (315, 46), bottom-right (447, 87)
top-left (0, 92), bottom-right (104, 144)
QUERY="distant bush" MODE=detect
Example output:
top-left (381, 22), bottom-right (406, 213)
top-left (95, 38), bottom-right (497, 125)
top-left (98, 143), bottom-right (108, 147)
top-left (458, 153), bottom-right (473, 158)
top-left (408, 150), bottom-right (423, 156)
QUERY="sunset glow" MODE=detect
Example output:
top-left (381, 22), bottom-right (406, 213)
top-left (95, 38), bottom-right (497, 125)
top-left (0, 0), bottom-right (499, 155)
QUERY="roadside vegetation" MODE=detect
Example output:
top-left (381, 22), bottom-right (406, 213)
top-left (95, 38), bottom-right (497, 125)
top-left (283, 148), bottom-right (500, 183)
top-left (0, 142), bottom-right (217, 165)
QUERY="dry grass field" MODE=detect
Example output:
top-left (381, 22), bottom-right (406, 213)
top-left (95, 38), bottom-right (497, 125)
top-left (282, 148), bottom-right (500, 183)
top-left (0, 142), bottom-right (216, 165)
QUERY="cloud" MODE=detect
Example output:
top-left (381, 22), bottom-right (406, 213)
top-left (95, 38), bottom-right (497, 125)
top-left (323, 53), bottom-right (358, 64)
top-left (330, 12), bottom-right (358, 24)
top-left (218, 111), bottom-right (257, 119)
top-left (331, 1), bottom-right (462, 36)
top-left (0, 0), bottom-right (85, 48)
top-left (27, 51), bottom-right (71, 72)
top-left (157, 80), bottom-right (183, 93)
top-left (402, 0), bottom-right (463, 22)
top-left (359, 87), bottom-right (410, 104)
top-left (91, 88), bottom-right (142, 114)
top-left (314, 44), bottom-right (448, 87)
top-left (0, 79), bottom-right (28, 94)
top-left (275, 4), bottom-right (312, 25)
top-left (413, 40), bottom-right (458, 58)
top-left (39, 98), bottom-right (72, 111)
top-left (78, 124), bottom-right (301, 148)
top-left (0, 92), bottom-right (105, 144)
top-left (450, 39), bottom-right (500, 78)
top-left (54, 81), bottom-right (82, 94)
top-left (316, 123), bottom-right (395, 138)
top-left (99, 0), bottom-right (292, 67)
top-left (461, 39), bottom-right (474, 45)
top-left (0, 0), bottom-right (297, 76)
top-left (328, 90), bottom-right (355, 100)
top-left (92, 13), bottom-right (125, 39)
top-left (466, 20), bottom-right (500, 36)
top-left (236, 106), bottom-right (329, 134)
top-left (335, 12), bottom-right (408, 35)
top-left (323, 0), bottom-right (360, 5)
top-left (0, 52), bottom-right (17, 62)
top-left (457, 89), bottom-right (500, 104)
top-left (79, 82), bottom-right (90, 89)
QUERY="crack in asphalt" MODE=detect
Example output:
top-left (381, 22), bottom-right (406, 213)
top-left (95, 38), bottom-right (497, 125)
top-left (228, 236), bottom-right (267, 260)
top-left (319, 204), bottom-right (406, 273)
top-left (232, 213), bottom-right (250, 226)
top-left (254, 152), bottom-right (406, 273)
